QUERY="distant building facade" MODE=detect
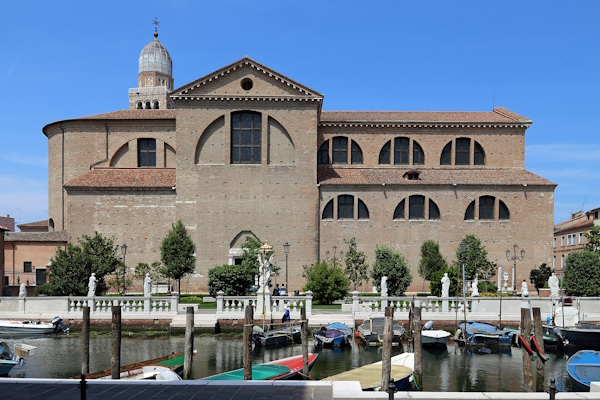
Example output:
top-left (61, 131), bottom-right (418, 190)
top-left (0, 215), bottom-right (15, 232)
top-left (553, 209), bottom-right (597, 273)
top-left (41, 29), bottom-right (556, 293)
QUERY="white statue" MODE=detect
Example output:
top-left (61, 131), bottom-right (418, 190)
top-left (143, 273), bottom-right (152, 297)
top-left (257, 252), bottom-right (274, 290)
top-left (471, 276), bottom-right (479, 297)
top-left (549, 273), bottom-right (560, 299)
top-left (19, 283), bottom-right (27, 298)
top-left (503, 272), bottom-right (509, 289)
top-left (521, 280), bottom-right (530, 298)
top-left (381, 276), bottom-right (388, 297)
top-left (441, 273), bottom-right (450, 298)
top-left (87, 273), bottom-right (97, 297)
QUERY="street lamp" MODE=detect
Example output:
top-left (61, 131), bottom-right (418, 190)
top-left (283, 241), bottom-right (290, 291)
top-left (506, 244), bottom-right (525, 292)
top-left (121, 243), bottom-right (127, 295)
top-left (459, 240), bottom-right (467, 336)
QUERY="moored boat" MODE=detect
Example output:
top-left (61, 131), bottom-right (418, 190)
top-left (313, 322), bottom-right (352, 347)
top-left (80, 351), bottom-right (193, 380)
top-left (357, 318), bottom-right (405, 347)
top-left (421, 321), bottom-right (451, 347)
top-left (560, 323), bottom-right (600, 349)
top-left (566, 350), bottom-right (600, 392)
top-left (458, 321), bottom-right (514, 347)
top-left (0, 317), bottom-right (68, 335)
top-left (324, 353), bottom-right (413, 390)
top-left (252, 325), bottom-right (301, 346)
top-left (202, 353), bottom-right (318, 380)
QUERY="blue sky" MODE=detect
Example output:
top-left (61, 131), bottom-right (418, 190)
top-left (1, 1), bottom-right (598, 228)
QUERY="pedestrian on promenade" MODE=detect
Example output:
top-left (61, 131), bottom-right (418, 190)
top-left (273, 284), bottom-right (280, 296)
top-left (280, 284), bottom-right (287, 296)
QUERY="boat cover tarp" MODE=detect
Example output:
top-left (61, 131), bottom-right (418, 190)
top-left (155, 355), bottom-right (185, 367)
top-left (324, 364), bottom-right (412, 389)
top-left (204, 364), bottom-right (290, 380)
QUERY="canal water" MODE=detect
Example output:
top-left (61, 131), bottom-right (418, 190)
top-left (3, 333), bottom-right (574, 392)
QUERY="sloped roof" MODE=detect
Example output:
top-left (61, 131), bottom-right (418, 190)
top-left (17, 220), bottom-right (48, 229)
top-left (320, 108), bottom-right (530, 125)
top-left (317, 168), bottom-right (556, 187)
top-left (64, 168), bottom-right (176, 190)
top-left (554, 215), bottom-right (594, 234)
top-left (4, 230), bottom-right (67, 243)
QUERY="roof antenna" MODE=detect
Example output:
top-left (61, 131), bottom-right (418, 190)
top-left (582, 196), bottom-right (586, 212)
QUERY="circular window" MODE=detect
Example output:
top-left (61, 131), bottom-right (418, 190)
top-left (241, 78), bottom-right (253, 91)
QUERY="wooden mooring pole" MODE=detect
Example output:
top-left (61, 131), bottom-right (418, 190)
top-left (521, 307), bottom-right (533, 392)
top-left (111, 305), bottom-right (121, 379)
top-left (183, 307), bottom-right (194, 379)
top-left (301, 307), bottom-right (309, 379)
top-left (381, 306), bottom-right (393, 391)
top-left (532, 307), bottom-right (545, 392)
top-left (243, 304), bottom-right (253, 380)
top-left (81, 306), bottom-right (90, 375)
top-left (413, 304), bottom-right (423, 390)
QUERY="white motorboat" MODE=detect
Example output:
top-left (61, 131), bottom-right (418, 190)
top-left (421, 321), bottom-right (451, 347)
top-left (0, 316), bottom-right (68, 334)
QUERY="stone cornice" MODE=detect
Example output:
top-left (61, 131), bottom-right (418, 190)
top-left (171, 95), bottom-right (322, 103)
top-left (319, 122), bottom-right (531, 129)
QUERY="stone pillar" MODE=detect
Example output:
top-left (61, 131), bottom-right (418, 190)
top-left (216, 291), bottom-right (224, 313)
top-left (352, 291), bottom-right (359, 313)
top-left (171, 292), bottom-right (179, 314)
top-left (18, 297), bottom-right (25, 312)
top-left (306, 291), bottom-right (312, 317)
top-left (255, 288), bottom-right (272, 319)
top-left (442, 296), bottom-right (449, 312)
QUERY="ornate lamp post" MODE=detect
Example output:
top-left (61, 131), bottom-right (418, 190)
top-left (460, 240), bottom-right (467, 332)
top-left (506, 244), bottom-right (525, 292)
top-left (283, 241), bottom-right (290, 290)
top-left (121, 243), bottom-right (127, 294)
top-left (326, 245), bottom-right (344, 263)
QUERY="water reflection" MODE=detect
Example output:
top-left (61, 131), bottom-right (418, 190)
top-left (3, 334), bottom-right (572, 392)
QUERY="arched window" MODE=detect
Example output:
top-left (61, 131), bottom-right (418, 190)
top-left (479, 196), bottom-right (495, 220)
top-left (379, 141), bottom-right (391, 164)
top-left (318, 142), bottom-right (329, 165)
top-left (136, 102), bottom-right (143, 110)
top-left (351, 141), bottom-right (363, 164)
top-left (429, 199), bottom-right (440, 220)
top-left (409, 195), bottom-right (425, 219)
top-left (394, 137), bottom-right (409, 165)
top-left (231, 111), bottom-right (261, 164)
top-left (413, 141), bottom-right (424, 165)
top-left (455, 138), bottom-right (470, 165)
top-left (393, 199), bottom-right (405, 220)
top-left (440, 142), bottom-right (451, 165)
top-left (358, 199), bottom-right (369, 219)
top-left (465, 200), bottom-right (475, 220)
top-left (338, 195), bottom-right (354, 219)
top-left (322, 200), bottom-right (333, 220)
top-left (48, 218), bottom-right (55, 232)
top-left (145, 101), bottom-right (151, 109)
top-left (499, 200), bottom-right (510, 220)
top-left (138, 138), bottom-right (156, 167)
top-left (474, 141), bottom-right (485, 165)
top-left (153, 100), bottom-right (160, 109)
top-left (332, 137), bottom-right (348, 164)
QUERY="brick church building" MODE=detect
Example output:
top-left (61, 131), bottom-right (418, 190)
top-left (42, 28), bottom-right (556, 293)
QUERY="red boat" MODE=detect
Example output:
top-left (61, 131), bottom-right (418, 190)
top-left (266, 353), bottom-right (318, 379)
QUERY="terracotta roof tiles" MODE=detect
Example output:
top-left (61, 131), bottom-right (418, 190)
top-left (4, 230), bottom-right (67, 243)
top-left (317, 168), bottom-right (555, 187)
top-left (76, 109), bottom-right (176, 120)
top-left (17, 220), bottom-right (48, 229)
top-left (64, 168), bottom-right (176, 190)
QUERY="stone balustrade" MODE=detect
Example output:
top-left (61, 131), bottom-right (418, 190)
top-left (216, 291), bottom-right (312, 320)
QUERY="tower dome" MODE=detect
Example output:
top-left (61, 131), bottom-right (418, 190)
top-left (139, 29), bottom-right (172, 76)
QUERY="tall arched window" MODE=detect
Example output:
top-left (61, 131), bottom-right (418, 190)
top-left (318, 142), bottom-right (329, 165)
top-left (409, 195), bottom-right (425, 219)
top-left (351, 141), bottom-right (363, 164)
top-left (394, 137), bottom-right (410, 165)
top-left (429, 199), bottom-right (440, 220)
top-left (322, 199), bottom-right (333, 219)
top-left (440, 142), bottom-right (452, 165)
top-left (338, 195), bottom-right (354, 219)
top-left (332, 137), bottom-right (348, 164)
top-left (145, 101), bottom-right (151, 109)
top-left (455, 138), bottom-right (470, 165)
top-left (465, 200), bottom-right (475, 220)
top-left (358, 199), bottom-right (369, 219)
top-left (379, 141), bottom-right (391, 164)
top-left (474, 141), bottom-right (485, 165)
top-left (136, 102), bottom-right (143, 110)
top-left (393, 199), bottom-right (405, 220)
top-left (499, 200), bottom-right (510, 220)
top-left (138, 138), bottom-right (156, 167)
top-left (231, 111), bottom-right (261, 164)
top-left (413, 141), bottom-right (424, 165)
top-left (479, 196), bottom-right (495, 220)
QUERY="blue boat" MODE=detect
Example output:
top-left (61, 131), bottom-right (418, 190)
top-left (567, 350), bottom-right (600, 392)
top-left (313, 322), bottom-right (352, 347)
top-left (0, 342), bottom-right (23, 377)
top-left (458, 321), bottom-right (515, 347)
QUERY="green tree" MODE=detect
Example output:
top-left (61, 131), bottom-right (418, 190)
top-left (238, 236), bottom-right (281, 286)
top-left (160, 220), bottom-right (197, 293)
top-left (452, 235), bottom-right (496, 281)
top-left (371, 246), bottom-right (412, 296)
top-left (429, 267), bottom-right (459, 297)
top-left (134, 261), bottom-right (166, 293)
top-left (529, 263), bottom-right (552, 295)
top-left (343, 238), bottom-right (368, 291)
top-left (303, 260), bottom-right (350, 304)
top-left (47, 232), bottom-right (121, 295)
top-left (585, 225), bottom-right (600, 253)
top-left (418, 240), bottom-right (448, 292)
top-left (564, 250), bottom-right (600, 296)
top-left (208, 264), bottom-right (255, 296)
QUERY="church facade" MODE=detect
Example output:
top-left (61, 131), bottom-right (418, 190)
top-left (42, 30), bottom-right (556, 293)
